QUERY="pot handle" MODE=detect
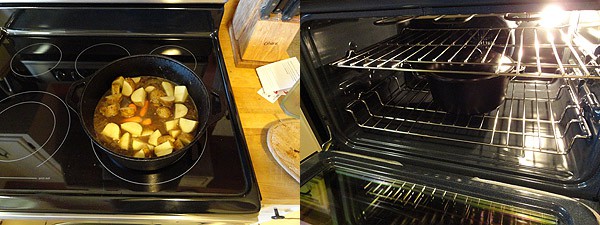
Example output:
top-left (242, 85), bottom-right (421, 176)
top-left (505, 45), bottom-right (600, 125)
top-left (65, 78), bottom-right (87, 115)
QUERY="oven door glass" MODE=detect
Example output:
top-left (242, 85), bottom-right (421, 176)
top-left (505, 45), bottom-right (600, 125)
top-left (300, 151), bottom-right (600, 225)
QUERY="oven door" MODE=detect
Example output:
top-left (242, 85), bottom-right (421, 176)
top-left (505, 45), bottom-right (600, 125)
top-left (300, 150), bottom-right (600, 225)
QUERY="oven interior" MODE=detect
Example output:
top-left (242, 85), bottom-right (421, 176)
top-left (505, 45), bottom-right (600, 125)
top-left (302, 10), bottom-right (600, 195)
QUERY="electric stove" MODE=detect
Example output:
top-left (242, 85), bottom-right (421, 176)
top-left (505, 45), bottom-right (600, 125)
top-left (0, 2), bottom-right (261, 220)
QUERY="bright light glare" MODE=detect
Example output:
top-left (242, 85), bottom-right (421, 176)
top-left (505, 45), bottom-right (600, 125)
top-left (539, 5), bottom-right (568, 28)
top-left (588, 28), bottom-right (600, 39)
top-left (33, 44), bottom-right (51, 54)
top-left (161, 48), bottom-right (182, 55)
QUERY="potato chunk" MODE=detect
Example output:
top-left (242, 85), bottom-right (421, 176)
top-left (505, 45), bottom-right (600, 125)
top-left (121, 122), bottom-right (143, 137)
top-left (101, 123), bottom-right (120, 141)
top-left (131, 77), bottom-right (141, 83)
top-left (133, 150), bottom-right (145, 158)
top-left (169, 129), bottom-right (181, 138)
top-left (112, 76), bottom-right (124, 86)
top-left (130, 87), bottom-right (147, 107)
top-left (119, 132), bottom-right (131, 150)
top-left (162, 81), bottom-right (174, 97)
top-left (122, 79), bottom-right (134, 96)
top-left (174, 86), bottom-right (189, 103)
top-left (154, 141), bottom-right (173, 157)
top-left (141, 129), bottom-right (154, 137)
top-left (159, 96), bottom-right (175, 107)
top-left (148, 130), bottom-right (161, 146)
top-left (132, 138), bottom-right (147, 151)
top-left (144, 86), bottom-right (156, 93)
top-left (179, 118), bottom-right (198, 133)
top-left (165, 119), bottom-right (179, 132)
top-left (174, 104), bottom-right (188, 119)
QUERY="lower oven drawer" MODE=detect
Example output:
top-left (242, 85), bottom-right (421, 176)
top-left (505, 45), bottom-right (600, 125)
top-left (300, 151), bottom-right (600, 225)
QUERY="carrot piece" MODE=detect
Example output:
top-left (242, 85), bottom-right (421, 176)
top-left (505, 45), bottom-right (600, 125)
top-left (139, 100), bottom-right (150, 117)
top-left (141, 118), bottom-right (152, 125)
top-left (122, 116), bottom-right (142, 123)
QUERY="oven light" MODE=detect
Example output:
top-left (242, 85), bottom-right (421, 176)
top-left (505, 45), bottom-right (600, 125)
top-left (539, 5), bottom-right (569, 28)
top-left (161, 48), bottom-right (182, 56)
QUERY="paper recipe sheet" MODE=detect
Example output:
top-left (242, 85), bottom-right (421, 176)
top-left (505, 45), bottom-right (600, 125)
top-left (256, 57), bottom-right (300, 103)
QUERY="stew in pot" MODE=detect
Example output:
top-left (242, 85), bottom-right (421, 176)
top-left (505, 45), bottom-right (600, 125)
top-left (93, 76), bottom-right (199, 158)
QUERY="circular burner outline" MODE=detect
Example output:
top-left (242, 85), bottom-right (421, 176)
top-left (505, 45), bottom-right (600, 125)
top-left (0, 101), bottom-right (55, 162)
top-left (75, 43), bottom-right (131, 79)
top-left (0, 91), bottom-right (71, 166)
top-left (10, 43), bottom-right (63, 78)
top-left (91, 134), bottom-right (207, 186)
top-left (149, 45), bottom-right (197, 71)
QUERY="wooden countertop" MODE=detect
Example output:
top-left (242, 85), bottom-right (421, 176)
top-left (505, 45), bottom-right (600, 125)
top-left (218, 0), bottom-right (300, 205)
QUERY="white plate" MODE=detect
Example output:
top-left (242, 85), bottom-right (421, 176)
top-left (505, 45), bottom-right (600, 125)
top-left (266, 119), bottom-right (300, 183)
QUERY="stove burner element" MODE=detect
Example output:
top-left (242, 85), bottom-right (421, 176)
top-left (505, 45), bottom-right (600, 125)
top-left (91, 134), bottom-right (207, 186)
top-left (150, 45), bottom-right (198, 70)
top-left (75, 43), bottom-right (130, 78)
top-left (10, 43), bottom-right (62, 77)
top-left (0, 91), bottom-right (71, 166)
top-left (0, 102), bottom-right (55, 162)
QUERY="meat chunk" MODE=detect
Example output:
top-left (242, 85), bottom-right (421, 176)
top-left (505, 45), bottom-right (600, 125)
top-left (173, 139), bottom-right (184, 150)
top-left (149, 89), bottom-right (166, 105)
top-left (177, 132), bottom-right (194, 145)
top-left (100, 104), bottom-right (119, 117)
top-left (119, 106), bottom-right (136, 118)
top-left (157, 135), bottom-right (175, 145)
top-left (104, 93), bottom-right (122, 105)
top-left (156, 107), bottom-right (172, 119)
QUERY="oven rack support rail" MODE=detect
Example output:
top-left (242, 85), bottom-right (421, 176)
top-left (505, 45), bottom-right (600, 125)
top-left (345, 76), bottom-right (592, 155)
top-left (332, 27), bottom-right (600, 79)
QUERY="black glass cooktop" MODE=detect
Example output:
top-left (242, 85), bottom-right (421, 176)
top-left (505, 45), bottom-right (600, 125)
top-left (0, 36), bottom-right (260, 214)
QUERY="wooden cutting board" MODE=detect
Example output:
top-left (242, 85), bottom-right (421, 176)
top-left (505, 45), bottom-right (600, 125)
top-left (267, 119), bottom-right (300, 182)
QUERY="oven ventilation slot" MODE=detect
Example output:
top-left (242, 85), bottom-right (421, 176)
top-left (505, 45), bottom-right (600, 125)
top-left (355, 175), bottom-right (558, 225)
top-left (332, 27), bottom-right (600, 79)
top-left (345, 76), bottom-right (592, 155)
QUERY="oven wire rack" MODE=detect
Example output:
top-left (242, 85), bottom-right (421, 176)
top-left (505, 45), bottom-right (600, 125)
top-left (333, 27), bottom-right (600, 79)
top-left (357, 178), bottom-right (558, 225)
top-left (345, 76), bottom-right (592, 155)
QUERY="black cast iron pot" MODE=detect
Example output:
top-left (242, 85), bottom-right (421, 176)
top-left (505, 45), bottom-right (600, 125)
top-left (422, 50), bottom-right (514, 115)
top-left (67, 55), bottom-right (211, 171)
